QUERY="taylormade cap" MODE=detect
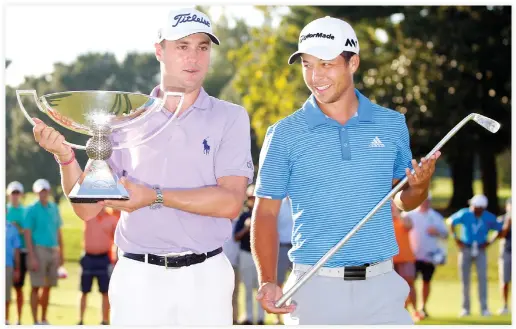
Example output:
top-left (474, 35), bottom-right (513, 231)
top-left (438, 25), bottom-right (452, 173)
top-left (6, 181), bottom-right (24, 194)
top-left (33, 178), bottom-right (51, 193)
top-left (469, 194), bottom-right (488, 208)
top-left (288, 16), bottom-right (359, 65)
top-left (157, 8), bottom-right (220, 45)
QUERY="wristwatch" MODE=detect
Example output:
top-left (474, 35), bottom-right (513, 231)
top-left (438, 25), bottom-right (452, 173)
top-left (150, 185), bottom-right (163, 210)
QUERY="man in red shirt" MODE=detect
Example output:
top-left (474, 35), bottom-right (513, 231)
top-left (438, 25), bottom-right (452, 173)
top-left (78, 207), bottom-right (119, 325)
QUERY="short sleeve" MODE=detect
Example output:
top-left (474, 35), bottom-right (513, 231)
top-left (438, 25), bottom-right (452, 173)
top-left (393, 115), bottom-right (413, 180)
top-left (55, 206), bottom-right (63, 229)
top-left (449, 210), bottom-right (464, 227)
top-left (487, 212), bottom-right (504, 231)
top-left (254, 124), bottom-right (290, 200)
top-left (214, 108), bottom-right (254, 184)
top-left (22, 206), bottom-right (34, 230)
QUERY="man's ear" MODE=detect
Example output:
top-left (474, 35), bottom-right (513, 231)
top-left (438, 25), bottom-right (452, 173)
top-left (155, 42), bottom-right (163, 62)
top-left (349, 54), bottom-right (360, 74)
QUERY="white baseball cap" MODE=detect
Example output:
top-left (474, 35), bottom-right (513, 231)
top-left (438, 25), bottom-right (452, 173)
top-left (6, 181), bottom-right (24, 194)
top-left (157, 8), bottom-right (220, 45)
top-left (33, 179), bottom-right (51, 193)
top-left (469, 194), bottom-right (488, 208)
top-left (288, 16), bottom-right (359, 65)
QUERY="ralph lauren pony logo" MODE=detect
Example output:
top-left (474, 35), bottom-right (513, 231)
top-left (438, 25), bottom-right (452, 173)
top-left (172, 13), bottom-right (211, 28)
top-left (202, 138), bottom-right (211, 155)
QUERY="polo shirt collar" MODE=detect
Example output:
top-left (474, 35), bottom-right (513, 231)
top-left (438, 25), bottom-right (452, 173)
top-left (150, 85), bottom-right (211, 111)
top-left (304, 88), bottom-right (373, 130)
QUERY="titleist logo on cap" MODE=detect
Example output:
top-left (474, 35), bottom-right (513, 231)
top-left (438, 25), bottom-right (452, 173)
top-left (172, 13), bottom-right (211, 28)
top-left (300, 32), bottom-right (335, 43)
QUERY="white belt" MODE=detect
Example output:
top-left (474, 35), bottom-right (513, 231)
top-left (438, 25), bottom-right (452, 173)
top-left (293, 259), bottom-right (393, 280)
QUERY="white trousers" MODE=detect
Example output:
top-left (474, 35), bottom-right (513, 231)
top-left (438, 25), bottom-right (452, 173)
top-left (108, 251), bottom-right (234, 325)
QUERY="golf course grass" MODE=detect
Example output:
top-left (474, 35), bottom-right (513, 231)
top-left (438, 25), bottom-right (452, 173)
top-left (8, 178), bottom-right (511, 325)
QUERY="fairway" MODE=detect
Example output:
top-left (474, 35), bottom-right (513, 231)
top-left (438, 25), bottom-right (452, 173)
top-left (7, 261), bottom-right (512, 325)
top-left (10, 179), bottom-right (512, 325)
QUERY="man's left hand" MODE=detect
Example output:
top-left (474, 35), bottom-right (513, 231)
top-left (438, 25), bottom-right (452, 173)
top-left (99, 177), bottom-right (156, 213)
top-left (405, 151), bottom-right (441, 193)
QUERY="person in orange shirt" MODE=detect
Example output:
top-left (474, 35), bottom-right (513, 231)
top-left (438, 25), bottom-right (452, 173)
top-left (78, 207), bottom-right (119, 325)
top-left (392, 201), bottom-right (418, 319)
top-left (105, 208), bottom-right (121, 275)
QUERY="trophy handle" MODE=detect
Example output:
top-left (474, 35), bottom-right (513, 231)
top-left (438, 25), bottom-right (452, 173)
top-left (112, 91), bottom-right (185, 150)
top-left (16, 90), bottom-right (86, 150)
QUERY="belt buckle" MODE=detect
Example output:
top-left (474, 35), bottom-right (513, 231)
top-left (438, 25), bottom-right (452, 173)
top-left (343, 265), bottom-right (367, 281)
top-left (163, 255), bottom-right (180, 270)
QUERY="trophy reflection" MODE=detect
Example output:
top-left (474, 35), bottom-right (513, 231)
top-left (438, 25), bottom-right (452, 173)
top-left (16, 89), bottom-right (184, 203)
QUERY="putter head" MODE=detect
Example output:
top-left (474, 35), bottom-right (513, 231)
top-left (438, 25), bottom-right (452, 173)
top-left (472, 113), bottom-right (501, 133)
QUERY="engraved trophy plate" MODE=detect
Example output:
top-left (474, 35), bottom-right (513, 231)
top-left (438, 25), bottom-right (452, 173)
top-left (16, 89), bottom-right (185, 203)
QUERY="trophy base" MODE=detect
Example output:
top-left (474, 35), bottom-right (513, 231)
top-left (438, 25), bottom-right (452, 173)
top-left (69, 196), bottom-right (130, 204)
top-left (68, 159), bottom-right (130, 204)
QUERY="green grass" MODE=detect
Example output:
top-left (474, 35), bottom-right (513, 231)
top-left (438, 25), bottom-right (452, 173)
top-left (8, 262), bottom-right (512, 325)
top-left (429, 177), bottom-right (511, 211)
top-left (9, 177), bottom-right (511, 325)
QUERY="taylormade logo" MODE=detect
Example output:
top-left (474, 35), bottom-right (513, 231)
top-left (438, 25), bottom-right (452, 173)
top-left (345, 38), bottom-right (358, 48)
top-left (300, 32), bottom-right (335, 43)
top-left (172, 13), bottom-right (211, 28)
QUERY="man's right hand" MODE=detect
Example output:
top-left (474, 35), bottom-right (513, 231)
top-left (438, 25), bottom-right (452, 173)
top-left (256, 282), bottom-right (296, 315)
top-left (29, 256), bottom-right (39, 272)
top-left (32, 118), bottom-right (72, 160)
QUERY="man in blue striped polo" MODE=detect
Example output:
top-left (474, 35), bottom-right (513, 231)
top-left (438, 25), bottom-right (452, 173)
top-left (251, 16), bottom-right (441, 325)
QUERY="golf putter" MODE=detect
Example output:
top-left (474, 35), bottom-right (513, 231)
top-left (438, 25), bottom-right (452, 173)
top-left (275, 113), bottom-right (501, 308)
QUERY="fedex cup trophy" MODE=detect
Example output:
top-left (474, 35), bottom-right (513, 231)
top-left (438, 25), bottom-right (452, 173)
top-left (16, 89), bottom-right (184, 203)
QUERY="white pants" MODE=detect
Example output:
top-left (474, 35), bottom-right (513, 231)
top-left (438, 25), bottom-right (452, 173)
top-left (108, 251), bottom-right (234, 325)
top-left (238, 250), bottom-right (265, 322)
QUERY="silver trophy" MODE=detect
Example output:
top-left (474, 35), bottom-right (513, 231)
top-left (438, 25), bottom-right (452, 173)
top-left (16, 89), bottom-right (184, 203)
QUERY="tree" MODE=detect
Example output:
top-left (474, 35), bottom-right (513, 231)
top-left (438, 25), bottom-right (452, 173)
top-left (6, 52), bottom-right (161, 203)
top-left (228, 5), bottom-right (510, 214)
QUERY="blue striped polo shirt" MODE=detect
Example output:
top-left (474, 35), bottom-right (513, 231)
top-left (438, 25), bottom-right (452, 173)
top-left (255, 89), bottom-right (413, 267)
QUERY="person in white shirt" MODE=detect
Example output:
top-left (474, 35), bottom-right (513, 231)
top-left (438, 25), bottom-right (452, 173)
top-left (275, 197), bottom-right (294, 324)
top-left (402, 194), bottom-right (448, 320)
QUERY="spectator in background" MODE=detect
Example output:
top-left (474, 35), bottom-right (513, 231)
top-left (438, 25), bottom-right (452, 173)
top-left (391, 201), bottom-right (417, 318)
top-left (105, 207), bottom-right (121, 277)
top-left (23, 178), bottom-right (64, 325)
top-left (234, 185), bottom-right (264, 325)
top-left (449, 194), bottom-right (504, 317)
top-left (275, 196), bottom-right (294, 325)
top-left (403, 194), bottom-right (448, 320)
top-left (6, 181), bottom-right (28, 325)
top-left (6, 219), bottom-right (21, 325)
top-left (497, 197), bottom-right (512, 315)
top-left (223, 214), bottom-right (242, 324)
top-left (78, 207), bottom-right (119, 325)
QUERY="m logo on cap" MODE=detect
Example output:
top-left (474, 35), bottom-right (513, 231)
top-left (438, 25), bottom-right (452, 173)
top-left (300, 32), bottom-right (335, 43)
top-left (345, 38), bottom-right (358, 48)
top-left (172, 13), bottom-right (211, 28)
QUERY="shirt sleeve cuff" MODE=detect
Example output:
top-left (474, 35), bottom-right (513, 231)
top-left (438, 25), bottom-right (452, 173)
top-left (216, 169), bottom-right (254, 184)
top-left (254, 192), bottom-right (286, 200)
